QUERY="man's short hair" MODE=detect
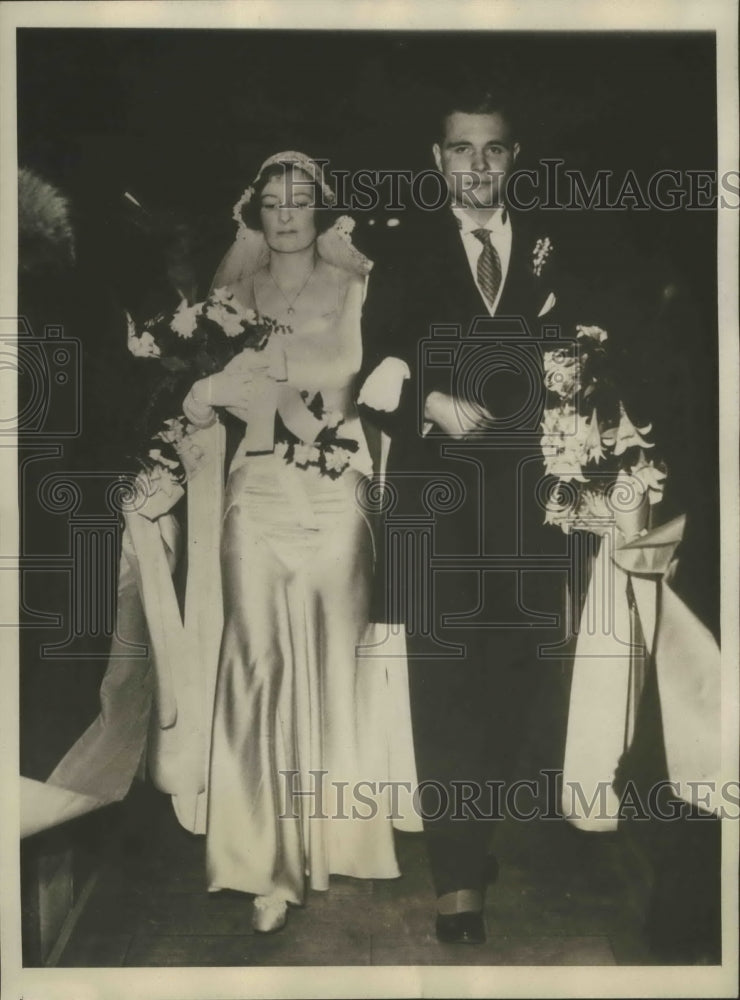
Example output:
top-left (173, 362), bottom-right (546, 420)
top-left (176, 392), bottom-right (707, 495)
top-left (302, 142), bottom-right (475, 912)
top-left (436, 83), bottom-right (520, 144)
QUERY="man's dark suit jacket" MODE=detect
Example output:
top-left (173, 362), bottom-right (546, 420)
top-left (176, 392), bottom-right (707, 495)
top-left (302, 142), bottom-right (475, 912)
top-left (360, 206), bottom-right (581, 638)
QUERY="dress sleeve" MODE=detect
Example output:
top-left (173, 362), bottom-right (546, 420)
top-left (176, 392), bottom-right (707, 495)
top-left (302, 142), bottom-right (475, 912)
top-left (182, 385), bottom-right (218, 428)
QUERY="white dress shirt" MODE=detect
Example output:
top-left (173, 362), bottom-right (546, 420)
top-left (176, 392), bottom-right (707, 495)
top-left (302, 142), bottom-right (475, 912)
top-left (358, 205), bottom-right (513, 419)
top-left (452, 204), bottom-right (512, 316)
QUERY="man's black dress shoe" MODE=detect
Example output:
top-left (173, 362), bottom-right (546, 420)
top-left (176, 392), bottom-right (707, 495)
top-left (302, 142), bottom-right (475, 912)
top-left (435, 910), bottom-right (486, 945)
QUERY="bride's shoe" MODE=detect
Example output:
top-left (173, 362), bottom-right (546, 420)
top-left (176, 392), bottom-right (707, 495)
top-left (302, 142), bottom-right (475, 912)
top-left (252, 893), bottom-right (289, 934)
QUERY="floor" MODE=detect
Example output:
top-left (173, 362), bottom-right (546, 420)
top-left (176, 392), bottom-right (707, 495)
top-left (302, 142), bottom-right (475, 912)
top-left (56, 781), bottom-right (658, 968)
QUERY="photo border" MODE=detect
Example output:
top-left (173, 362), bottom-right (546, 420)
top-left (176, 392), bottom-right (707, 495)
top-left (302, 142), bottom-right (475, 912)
top-left (1, 2), bottom-right (737, 998)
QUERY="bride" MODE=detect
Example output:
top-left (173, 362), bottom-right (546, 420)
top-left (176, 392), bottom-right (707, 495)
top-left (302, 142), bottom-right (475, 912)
top-left (181, 152), bottom-right (407, 933)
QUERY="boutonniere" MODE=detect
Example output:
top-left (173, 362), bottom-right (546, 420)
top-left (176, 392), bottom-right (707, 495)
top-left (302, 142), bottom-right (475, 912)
top-left (532, 237), bottom-right (553, 277)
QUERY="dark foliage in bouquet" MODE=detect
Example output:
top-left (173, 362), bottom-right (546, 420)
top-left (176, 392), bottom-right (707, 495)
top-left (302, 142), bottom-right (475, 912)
top-left (276, 391), bottom-right (359, 480)
top-left (541, 325), bottom-right (667, 535)
top-left (127, 288), bottom-right (289, 479)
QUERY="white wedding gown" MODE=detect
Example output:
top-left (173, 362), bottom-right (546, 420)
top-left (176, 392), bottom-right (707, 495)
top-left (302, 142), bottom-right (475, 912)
top-left (205, 265), bottom-right (414, 903)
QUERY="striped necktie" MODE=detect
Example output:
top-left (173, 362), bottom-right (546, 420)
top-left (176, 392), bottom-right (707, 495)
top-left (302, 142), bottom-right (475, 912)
top-left (472, 228), bottom-right (502, 309)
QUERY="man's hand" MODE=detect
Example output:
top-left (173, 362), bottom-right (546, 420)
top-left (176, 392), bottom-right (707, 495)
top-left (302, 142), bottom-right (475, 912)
top-left (423, 390), bottom-right (494, 439)
top-left (357, 357), bottom-right (410, 412)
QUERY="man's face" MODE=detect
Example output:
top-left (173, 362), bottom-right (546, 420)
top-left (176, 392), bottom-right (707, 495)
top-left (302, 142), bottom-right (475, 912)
top-left (433, 111), bottom-right (520, 211)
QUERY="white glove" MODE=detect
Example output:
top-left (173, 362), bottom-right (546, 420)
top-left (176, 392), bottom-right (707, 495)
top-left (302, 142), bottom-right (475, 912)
top-left (423, 391), bottom-right (494, 439)
top-left (192, 353), bottom-right (263, 409)
top-left (357, 357), bottom-right (410, 412)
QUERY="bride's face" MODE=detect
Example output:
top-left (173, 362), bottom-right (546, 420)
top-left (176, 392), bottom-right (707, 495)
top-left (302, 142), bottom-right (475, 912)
top-left (260, 169), bottom-right (317, 254)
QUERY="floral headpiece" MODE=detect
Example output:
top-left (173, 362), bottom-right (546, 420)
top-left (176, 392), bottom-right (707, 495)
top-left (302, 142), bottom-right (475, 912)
top-left (232, 150), bottom-right (337, 235)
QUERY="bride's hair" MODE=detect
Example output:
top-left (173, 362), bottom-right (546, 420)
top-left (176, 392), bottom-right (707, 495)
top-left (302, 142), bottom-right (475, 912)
top-left (240, 161), bottom-right (335, 236)
top-left (212, 152), bottom-right (372, 289)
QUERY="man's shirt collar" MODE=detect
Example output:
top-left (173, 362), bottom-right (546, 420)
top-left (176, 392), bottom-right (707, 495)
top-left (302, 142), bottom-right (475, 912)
top-left (452, 204), bottom-right (509, 235)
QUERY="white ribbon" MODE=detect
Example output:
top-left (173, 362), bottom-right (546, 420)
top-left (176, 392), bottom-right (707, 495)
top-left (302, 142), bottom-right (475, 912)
top-left (143, 421), bottom-right (225, 833)
top-left (562, 516), bottom-right (721, 830)
top-left (20, 422), bottom-right (226, 839)
top-left (20, 516), bottom-right (177, 838)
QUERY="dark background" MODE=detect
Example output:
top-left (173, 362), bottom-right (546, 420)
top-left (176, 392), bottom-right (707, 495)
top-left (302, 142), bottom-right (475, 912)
top-left (17, 29), bottom-right (720, 780)
top-left (18, 28), bottom-right (718, 306)
top-left (15, 30), bottom-right (723, 966)
top-left (17, 29), bottom-right (718, 205)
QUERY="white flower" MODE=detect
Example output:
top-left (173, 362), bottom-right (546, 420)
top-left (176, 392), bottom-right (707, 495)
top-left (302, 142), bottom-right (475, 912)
top-left (543, 349), bottom-right (581, 400)
top-left (541, 404), bottom-right (578, 438)
top-left (170, 301), bottom-right (201, 339)
top-left (333, 215), bottom-right (356, 239)
top-left (204, 291), bottom-right (255, 337)
top-left (219, 310), bottom-right (245, 338)
top-left (209, 286), bottom-right (236, 308)
top-left (603, 402), bottom-right (654, 456)
top-left (203, 300), bottom-right (244, 337)
top-left (583, 409), bottom-right (606, 464)
top-left (293, 443), bottom-right (321, 467)
top-left (135, 466), bottom-right (184, 521)
top-left (630, 454), bottom-right (667, 505)
top-left (547, 456), bottom-right (588, 483)
top-left (545, 505), bottom-right (574, 531)
top-left (209, 287), bottom-right (258, 324)
top-left (324, 410), bottom-right (344, 431)
top-left (147, 448), bottom-right (179, 471)
top-left (540, 405), bottom-right (582, 447)
top-left (128, 329), bottom-right (161, 358)
top-left (576, 325), bottom-right (608, 343)
top-left (324, 447), bottom-right (352, 473)
top-left (540, 405), bottom-right (589, 481)
top-left (532, 236), bottom-right (553, 277)
top-left (155, 418), bottom-right (186, 445)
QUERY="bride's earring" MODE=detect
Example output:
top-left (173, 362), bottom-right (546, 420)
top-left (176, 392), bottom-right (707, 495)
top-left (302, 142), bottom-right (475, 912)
top-left (252, 893), bottom-right (289, 934)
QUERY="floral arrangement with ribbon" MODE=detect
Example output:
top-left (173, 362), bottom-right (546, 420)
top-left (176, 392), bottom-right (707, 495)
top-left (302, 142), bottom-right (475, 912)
top-left (275, 391), bottom-right (359, 479)
top-left (126, 287), bottom-right (289, 492)
top-left (541, 325), bottom-right (667, 536)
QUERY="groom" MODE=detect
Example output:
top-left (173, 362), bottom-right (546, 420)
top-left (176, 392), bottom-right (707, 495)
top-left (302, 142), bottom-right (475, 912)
top-left (359, 86), bottom-right (573, 944)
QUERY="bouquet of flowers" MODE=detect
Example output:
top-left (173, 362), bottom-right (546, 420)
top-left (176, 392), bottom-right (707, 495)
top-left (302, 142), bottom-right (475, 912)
top-left (541, 325), bottom-right (666, 537)
top-left (275, 391), bottom-right (359, 480)
top-left (127, 287), bottom-right (289, 488)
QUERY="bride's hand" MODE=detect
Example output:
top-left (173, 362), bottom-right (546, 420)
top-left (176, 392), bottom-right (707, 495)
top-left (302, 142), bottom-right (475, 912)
top-left (225, 405), bottom-right (251, 424)
top-left (192, 363), bottom-right (258, 410)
